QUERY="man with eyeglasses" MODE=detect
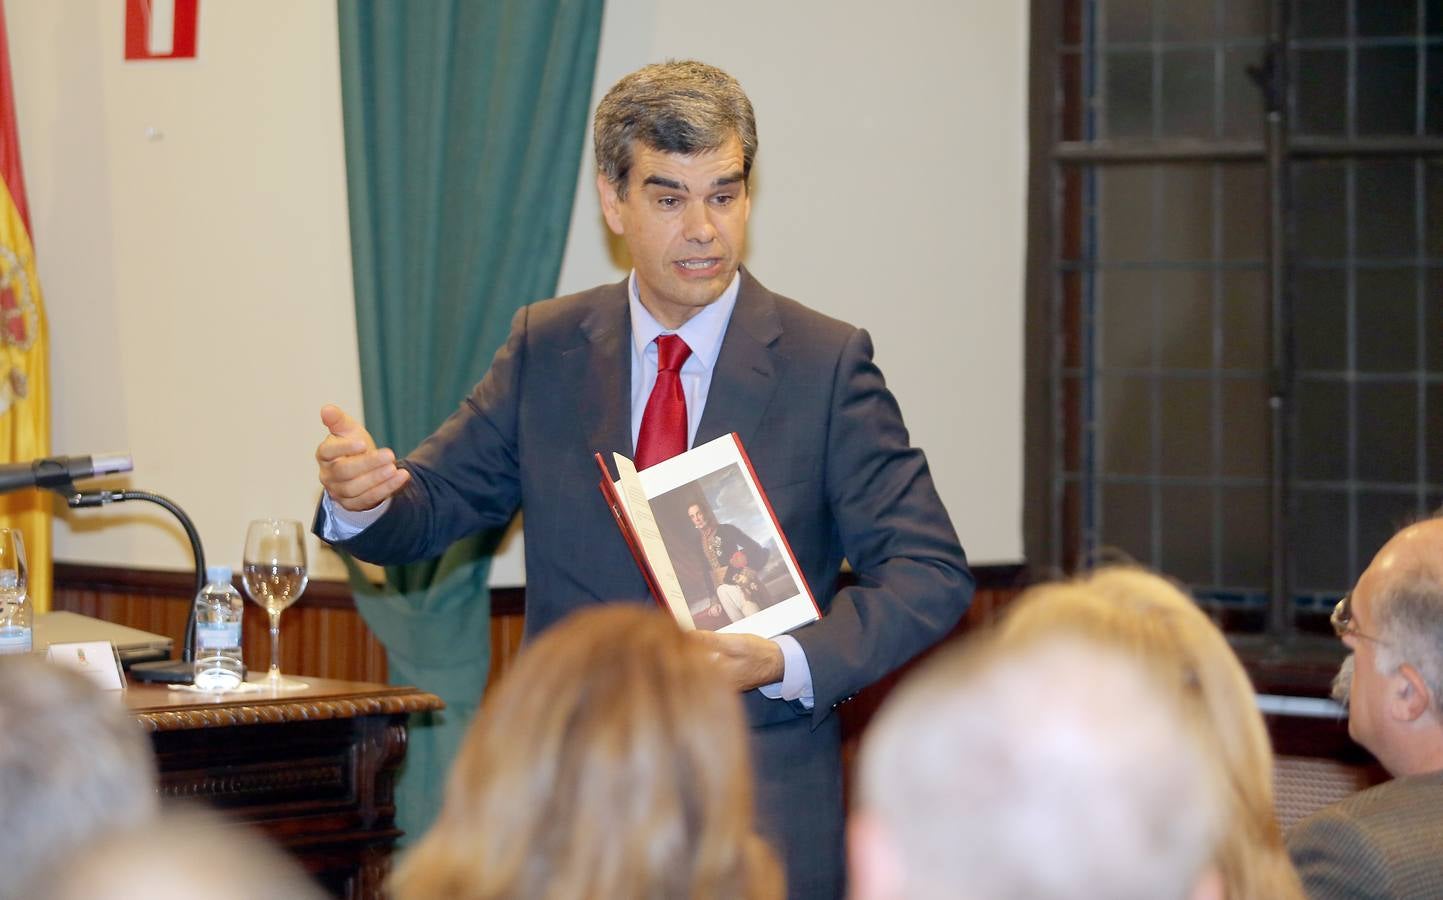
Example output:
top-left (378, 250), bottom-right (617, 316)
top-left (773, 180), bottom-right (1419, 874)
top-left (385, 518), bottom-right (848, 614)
top-left (1286, 518), bottom-right (1443, 899)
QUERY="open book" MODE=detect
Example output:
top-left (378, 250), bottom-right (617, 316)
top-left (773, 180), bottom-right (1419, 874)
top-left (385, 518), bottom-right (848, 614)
top-left (596, 433), bottom-right (820, 638)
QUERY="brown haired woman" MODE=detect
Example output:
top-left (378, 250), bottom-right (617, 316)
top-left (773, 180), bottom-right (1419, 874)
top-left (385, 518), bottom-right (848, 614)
top-left (390, 604), bottom-right (783, 900)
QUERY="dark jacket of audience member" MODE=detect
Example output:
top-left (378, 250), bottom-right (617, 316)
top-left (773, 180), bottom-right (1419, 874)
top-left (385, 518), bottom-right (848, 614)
top-left (1288, 773), bottom-right (1443, 900)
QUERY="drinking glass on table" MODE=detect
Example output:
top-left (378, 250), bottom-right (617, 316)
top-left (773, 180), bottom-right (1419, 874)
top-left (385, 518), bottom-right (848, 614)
top-left (0, 529), bottom-right (29, 655)
top-left (242, 519), bottom-right (309, 690)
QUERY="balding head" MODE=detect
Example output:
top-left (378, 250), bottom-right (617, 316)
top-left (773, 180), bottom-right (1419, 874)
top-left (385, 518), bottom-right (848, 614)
top-left (1359, 518), bottom-right (1443, 597)
top-left (1339, 517), bottom-right (1443, 776)
top-left (851, 635), bottom-right (1224, 900)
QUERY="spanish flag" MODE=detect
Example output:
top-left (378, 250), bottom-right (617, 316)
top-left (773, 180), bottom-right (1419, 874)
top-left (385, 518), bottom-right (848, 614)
top-left (0, 4), bottom-right (51, 612)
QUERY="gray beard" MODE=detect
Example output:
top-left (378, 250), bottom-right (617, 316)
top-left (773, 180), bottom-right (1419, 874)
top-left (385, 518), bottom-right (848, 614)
top-left (1332, 654), bottom-right (1355, 708)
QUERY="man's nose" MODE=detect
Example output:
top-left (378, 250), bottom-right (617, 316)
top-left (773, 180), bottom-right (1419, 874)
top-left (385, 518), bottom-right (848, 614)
top-left (683, 203), bottom-right (717, 243)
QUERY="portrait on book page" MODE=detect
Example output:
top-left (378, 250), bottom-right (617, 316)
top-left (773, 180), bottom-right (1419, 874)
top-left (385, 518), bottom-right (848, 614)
top-left (649, 463), bottom-right (801, 632)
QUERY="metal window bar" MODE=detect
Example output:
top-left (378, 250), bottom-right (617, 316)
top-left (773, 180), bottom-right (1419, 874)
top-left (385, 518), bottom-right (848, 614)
top-left (1264, 0), bottom-right (1294, 634)
top-left (1417, 158), bottom-right (1429, 518)
top-left (1049, 0), bottom-right (1443, 631)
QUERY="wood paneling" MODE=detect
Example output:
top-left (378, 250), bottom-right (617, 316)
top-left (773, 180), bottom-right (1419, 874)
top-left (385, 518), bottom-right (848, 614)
top-left (53, 565), bottom-right (1024, 717)
top-left (54, 564), bottom-right (390, 683)
top-left (487, 588), bottom-right (526, 691)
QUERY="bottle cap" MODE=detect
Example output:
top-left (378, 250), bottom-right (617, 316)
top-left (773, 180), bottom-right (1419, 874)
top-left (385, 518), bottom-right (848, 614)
top-left (206, 565), bottom-right (233, 585)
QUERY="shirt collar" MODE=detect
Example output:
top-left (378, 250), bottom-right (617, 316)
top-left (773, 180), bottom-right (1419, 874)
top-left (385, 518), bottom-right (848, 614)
top-left (628, 270), bottom-right (740, 371)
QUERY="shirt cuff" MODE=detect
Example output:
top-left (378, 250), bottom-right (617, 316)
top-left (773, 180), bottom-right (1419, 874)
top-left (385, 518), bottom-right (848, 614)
top-left (319, 492), bottom-right (390, 541)
top-left (756, 634), bottom-right (814, 709)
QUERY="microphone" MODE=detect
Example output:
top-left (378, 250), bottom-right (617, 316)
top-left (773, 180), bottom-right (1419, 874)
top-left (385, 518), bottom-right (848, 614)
top-left (14, 451), bottom-right (210, 684)
top-left (0, 453), bottom-right (133, 494)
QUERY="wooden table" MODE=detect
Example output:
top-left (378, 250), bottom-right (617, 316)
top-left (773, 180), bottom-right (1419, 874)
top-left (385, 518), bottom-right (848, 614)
top-left (125, 676), bottom-right (443, 899)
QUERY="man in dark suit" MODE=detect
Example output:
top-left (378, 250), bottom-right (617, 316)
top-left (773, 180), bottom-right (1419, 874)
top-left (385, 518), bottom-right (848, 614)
top-left (1287, 517), bottom-right (1443, 899)
top-left (315, 60), bottom-right (972, 899)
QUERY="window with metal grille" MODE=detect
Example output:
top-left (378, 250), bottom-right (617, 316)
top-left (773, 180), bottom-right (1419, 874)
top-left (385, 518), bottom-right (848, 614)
top-left (1027, 0), bottom-right (1443, 634)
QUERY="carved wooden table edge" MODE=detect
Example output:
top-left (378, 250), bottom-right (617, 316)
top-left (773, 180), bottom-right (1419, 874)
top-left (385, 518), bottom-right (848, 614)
top-left (126, 680), bottom-right (444, 733)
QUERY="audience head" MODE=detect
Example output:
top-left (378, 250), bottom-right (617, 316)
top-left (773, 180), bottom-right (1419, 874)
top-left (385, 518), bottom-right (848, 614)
top-left (390, 604), bottom-right (780, 900)
top-left (26, 807), bottom-right (325, 900)
top-left (994, 567), bottom-right (1303, 900)
top-left (593, 59), bottom-right (758, 197)
top-left (852, 631), bottom-right (1224, 900)
top-left (1332, 516), bottom-right (1443, 777)
top-left (0, 655), bottom-right (158, 898)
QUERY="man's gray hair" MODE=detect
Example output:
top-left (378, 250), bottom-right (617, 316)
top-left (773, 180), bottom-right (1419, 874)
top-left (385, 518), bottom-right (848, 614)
top-left (594, 60), bottom-right (757, 197)
top-left (1373, 566), bottom-right (1443, 711)
top-left (26, 807), bottom-right (326, 900)
top-left (857, 636), bottom-right (1222, 900)
top-left (0, 656), bottom-right (158, 897)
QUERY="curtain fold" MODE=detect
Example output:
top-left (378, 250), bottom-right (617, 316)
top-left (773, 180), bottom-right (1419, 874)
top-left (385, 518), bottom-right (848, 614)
top-left (335, 0), bottom-right (604, 840)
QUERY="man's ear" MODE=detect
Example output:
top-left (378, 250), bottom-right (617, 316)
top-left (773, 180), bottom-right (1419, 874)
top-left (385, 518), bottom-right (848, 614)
top-left (597, 172), bottom-right (625, 236)
top-left (847, 811), bottom-right (904, 900)
top-left (1391, 663), bottom-right (1432, 723)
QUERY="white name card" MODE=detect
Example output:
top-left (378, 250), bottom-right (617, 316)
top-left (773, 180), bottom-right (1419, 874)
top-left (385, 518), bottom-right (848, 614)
top-left (45, 641), bottom-right (126, 691)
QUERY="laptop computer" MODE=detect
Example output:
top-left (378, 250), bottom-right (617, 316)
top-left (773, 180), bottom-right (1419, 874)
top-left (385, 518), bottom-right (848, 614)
top-left (33, 611), bottom-right (173, 665)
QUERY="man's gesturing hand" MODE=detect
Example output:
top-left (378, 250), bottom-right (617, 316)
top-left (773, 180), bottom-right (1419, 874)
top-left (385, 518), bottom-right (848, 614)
top-left (691, 630), bottom-right (785, 692)
top-left (315, 404), bottom-right (411, 512)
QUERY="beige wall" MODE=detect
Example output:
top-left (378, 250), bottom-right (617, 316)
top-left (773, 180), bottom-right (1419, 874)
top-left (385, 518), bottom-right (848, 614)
top-left (9, 1), bottom-right (362, 579)
top-left (8, 0), bottom-right (1027, 583)
top-left (560, 1), bottom-right (1030, 564)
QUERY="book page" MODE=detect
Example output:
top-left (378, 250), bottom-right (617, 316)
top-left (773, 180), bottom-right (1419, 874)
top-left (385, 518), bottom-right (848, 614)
top-left (613, 453), bottom-right (696, 630)
top-left (631, 434), bottom-right (820, 639)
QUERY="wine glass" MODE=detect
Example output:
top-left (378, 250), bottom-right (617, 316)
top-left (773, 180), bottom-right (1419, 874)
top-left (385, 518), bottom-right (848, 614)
top-left (0, 529), bottom-right (28, 655)
top-left (242, 519), bottom-right (309, 690)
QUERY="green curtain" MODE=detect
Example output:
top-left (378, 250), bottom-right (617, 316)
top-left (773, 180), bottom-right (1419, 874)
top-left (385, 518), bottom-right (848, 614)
top-left (335, 0), bottom-right (604, 840)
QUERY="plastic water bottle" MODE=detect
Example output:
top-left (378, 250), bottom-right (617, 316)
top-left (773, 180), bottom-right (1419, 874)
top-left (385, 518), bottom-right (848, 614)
top-left (193, 565), bottom-right (245, 690)
top-left (0, 569), bottom-right (30, 655)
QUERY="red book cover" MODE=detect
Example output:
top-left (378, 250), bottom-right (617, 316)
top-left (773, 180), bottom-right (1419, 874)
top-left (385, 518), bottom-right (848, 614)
top-left (595, 452), bottom-right (669, 613)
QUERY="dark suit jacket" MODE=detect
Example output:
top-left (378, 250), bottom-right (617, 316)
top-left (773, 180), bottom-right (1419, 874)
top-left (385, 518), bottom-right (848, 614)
top-left (1287, 769), bottom-right (1443, 900)
top-left (323, 269), bottom-right (973, 897)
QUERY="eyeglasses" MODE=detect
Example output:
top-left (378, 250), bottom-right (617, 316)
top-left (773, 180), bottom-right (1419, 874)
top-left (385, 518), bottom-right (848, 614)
top-left (1331, 593), bottom-right (1387, 644)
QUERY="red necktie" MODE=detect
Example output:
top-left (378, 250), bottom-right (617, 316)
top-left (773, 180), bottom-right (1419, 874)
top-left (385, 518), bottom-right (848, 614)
top-left (635, 334), bottom-right (692, 470)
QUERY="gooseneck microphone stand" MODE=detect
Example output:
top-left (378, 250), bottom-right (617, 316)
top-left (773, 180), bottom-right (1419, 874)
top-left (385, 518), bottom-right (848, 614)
top-left (57, 485), bottom-right (207, 684)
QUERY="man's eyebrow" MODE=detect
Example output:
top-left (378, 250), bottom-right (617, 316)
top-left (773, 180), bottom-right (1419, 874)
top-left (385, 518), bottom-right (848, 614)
top-left (642, 175), bottom-right (686, 191)
top-left (639, 172), bottom-right (745, 191)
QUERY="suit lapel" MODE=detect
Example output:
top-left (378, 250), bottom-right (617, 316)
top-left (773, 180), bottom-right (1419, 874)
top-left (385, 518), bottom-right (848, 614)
top-left (566, 279), bottom-right (634, 457)
top-left (696, 269), bottom-right (782, 448)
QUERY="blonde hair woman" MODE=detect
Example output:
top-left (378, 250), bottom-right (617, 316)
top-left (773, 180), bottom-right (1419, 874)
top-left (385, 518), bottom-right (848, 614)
top-left (390, 604), bottom-right (782, 900)
top-left (995, 567), bottom-right (1305, 900)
